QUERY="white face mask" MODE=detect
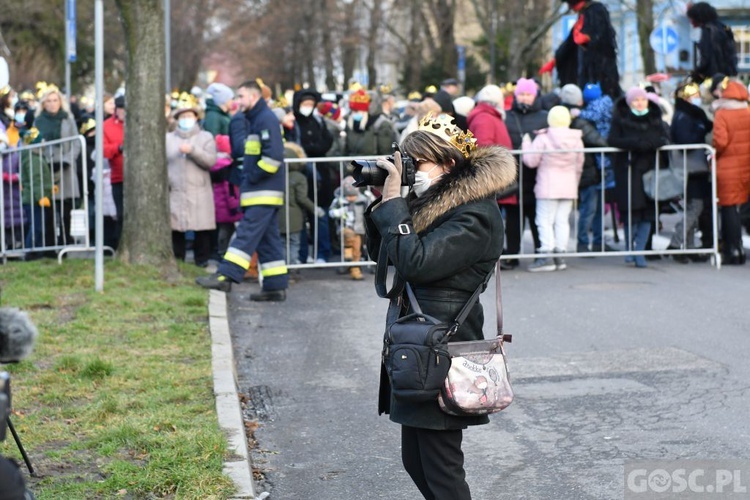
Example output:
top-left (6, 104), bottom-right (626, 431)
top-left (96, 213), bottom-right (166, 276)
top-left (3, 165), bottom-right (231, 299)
top-left (299, 106), bottom-right (314, 117)
top-left (413, 165), bottom-right (442, 197)
top-left (178, 118), bottom-right (196, 131)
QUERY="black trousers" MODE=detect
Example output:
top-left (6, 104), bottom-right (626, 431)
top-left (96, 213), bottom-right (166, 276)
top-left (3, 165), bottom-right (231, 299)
top-left (721, 205), bottom-right (743, 254)
top-left (172, 230), bottom-right (211, 264)
top-left (503, 203), bottom-right (540, 254)
top-left (401, 425), bottom-right (471, 500)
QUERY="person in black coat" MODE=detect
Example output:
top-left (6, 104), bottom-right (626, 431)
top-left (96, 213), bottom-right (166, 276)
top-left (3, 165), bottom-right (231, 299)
top-left (608, 87), bottom-right (670, 268)
top-left (667, 83), bottom-right (714, 261)
top-left (540, 0), bottom-right (621, 98)
top-left (687, 2), bottom-right (738, 83)
top-left (365, 117), bottom-right (516, 499)
top-left (559, 84), bottom-right (610, 252)
top-left (504, 78), bottom-right (549, 266)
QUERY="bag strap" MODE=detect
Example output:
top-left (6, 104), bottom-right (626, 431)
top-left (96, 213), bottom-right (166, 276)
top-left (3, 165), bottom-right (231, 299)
top-left (375, 239), bottom-right (405, 299)
top-left (404, 264), bottom-right (495, 337)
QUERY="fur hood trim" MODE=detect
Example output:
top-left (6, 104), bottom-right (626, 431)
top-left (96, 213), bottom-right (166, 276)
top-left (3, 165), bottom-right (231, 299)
top-left (410, 145), bottom-right (516, 233)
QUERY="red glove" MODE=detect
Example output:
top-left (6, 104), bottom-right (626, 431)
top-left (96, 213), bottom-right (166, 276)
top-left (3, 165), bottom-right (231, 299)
top-left (2, 172), bottom-right (19, 183)
top-left (539, 59), bottom-right (556, 75)
top-left (572, 16), bottom-right (590, 45)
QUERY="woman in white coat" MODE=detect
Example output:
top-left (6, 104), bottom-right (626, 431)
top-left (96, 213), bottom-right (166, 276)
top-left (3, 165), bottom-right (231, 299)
top-left (166, 105), bottom-right (217, 266)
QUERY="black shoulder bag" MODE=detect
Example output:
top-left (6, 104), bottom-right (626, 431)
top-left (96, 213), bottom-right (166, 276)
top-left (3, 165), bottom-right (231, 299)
top-left (382, 269), bottom-right (494, 403)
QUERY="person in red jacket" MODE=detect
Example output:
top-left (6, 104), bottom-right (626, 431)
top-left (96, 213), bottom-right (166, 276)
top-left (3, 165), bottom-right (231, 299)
top-left (103, 95), bottom-right (125, 249)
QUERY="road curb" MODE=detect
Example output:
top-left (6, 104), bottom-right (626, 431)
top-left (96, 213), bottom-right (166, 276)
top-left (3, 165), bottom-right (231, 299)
top-left (208, 290), bottom-right (256, 499)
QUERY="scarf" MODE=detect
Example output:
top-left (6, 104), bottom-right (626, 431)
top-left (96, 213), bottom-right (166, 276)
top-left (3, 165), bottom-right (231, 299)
top-left (34, 109), bottom-right (68, 141)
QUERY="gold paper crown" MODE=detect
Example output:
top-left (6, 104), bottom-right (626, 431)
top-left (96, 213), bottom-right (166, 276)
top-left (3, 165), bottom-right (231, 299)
top-left (176, 91), bottom-right (198, 109)
top-left (80, 118), bottom-right (96, 135)
top-left (407, 91), bottom-right (422, 101)
top-left (20, 90), bottom-right (35, 101)
top-left (22, 128), bottom-right (40, 145)
top-left (348, 82), bottom-right (363, 92)
top-left (677, 83), bottom-right (700, 99)
top-left (0, 85), bottom-right (10, 98)
top-left (349, 89), bottom-right (370, 104)
top-left (424, 85), bottom-right (438, 94)
top-left (36, 82), bottom-right (59, 99)
top-left (379, 83), bottom-right (393, 95)
top-left (272, 96), bottom-right (290, 109)
top-left (418, 112), bottom-right (477, 158)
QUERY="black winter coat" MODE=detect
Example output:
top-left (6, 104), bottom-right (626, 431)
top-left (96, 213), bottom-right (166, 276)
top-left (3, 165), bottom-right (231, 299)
top-left (365, 146), bottom-right (517, 430)
top-left (670, 98), bottom-right (713, 199)
top-left (506, 97), bottom-right (549, 203)
top-left (567, 106), bottom-right (608, 189)
top-left (608, 98), bottom-right (670, 217)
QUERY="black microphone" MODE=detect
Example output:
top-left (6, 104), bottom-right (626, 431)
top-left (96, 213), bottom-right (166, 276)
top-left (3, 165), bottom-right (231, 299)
top-left (0, 308), bottom-right (38, 364)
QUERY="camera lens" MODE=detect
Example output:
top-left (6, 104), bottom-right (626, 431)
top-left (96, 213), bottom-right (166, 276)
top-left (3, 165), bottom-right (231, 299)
top-left (350, 159), bottom-right (388, 187)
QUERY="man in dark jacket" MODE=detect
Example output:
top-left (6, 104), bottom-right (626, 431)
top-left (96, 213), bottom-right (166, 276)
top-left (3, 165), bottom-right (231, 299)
top-left (293, 88), bottom-right (334, 263)
top-left (504, 78), bottom-right (548, 265)
top-left (559, 84), bottom-right (609, 252)
top-left (197, 80), bottom-right (288, 300)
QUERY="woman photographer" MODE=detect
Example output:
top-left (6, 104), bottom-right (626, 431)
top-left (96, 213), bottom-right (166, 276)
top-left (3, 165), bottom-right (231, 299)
top-left (365, 114), bottom-right (516, 499)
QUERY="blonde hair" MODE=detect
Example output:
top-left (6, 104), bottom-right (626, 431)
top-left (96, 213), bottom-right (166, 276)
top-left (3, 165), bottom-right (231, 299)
top-left (416, 98), bottom-right (441, 120)
top-left (37, 88), bottom-right (70, 117)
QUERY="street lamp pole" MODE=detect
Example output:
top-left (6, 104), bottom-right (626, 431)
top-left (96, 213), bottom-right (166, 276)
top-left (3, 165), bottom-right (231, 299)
top-left (94, 0), bottom-right (104, 291)
top-left (165, 0), bottom-right (170, 94)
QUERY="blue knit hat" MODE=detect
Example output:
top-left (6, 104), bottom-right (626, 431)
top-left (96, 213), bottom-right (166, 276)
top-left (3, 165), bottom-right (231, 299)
top-left (582, 83), bottom-right (602, 104)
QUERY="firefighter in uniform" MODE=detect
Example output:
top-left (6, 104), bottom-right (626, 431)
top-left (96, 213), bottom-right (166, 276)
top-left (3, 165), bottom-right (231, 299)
top-left (196, 80), bottom-right (289, 301)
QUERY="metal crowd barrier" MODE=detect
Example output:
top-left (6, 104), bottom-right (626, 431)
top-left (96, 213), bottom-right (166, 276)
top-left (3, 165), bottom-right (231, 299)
top-left (282, 144), bottom-right (720, 270)
top-left (0, 135), bottom-right (104, 264)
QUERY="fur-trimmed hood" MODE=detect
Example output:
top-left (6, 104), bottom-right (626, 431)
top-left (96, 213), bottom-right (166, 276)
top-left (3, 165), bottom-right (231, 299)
top-left (409, 145), bottom-right (516, 233)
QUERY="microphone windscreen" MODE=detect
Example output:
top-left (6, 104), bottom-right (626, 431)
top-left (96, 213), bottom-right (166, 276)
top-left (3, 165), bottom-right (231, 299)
top-left (0, 308), bottom-right (39, 363)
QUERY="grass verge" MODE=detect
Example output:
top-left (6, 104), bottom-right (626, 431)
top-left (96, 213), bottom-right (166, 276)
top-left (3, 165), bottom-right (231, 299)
top-left (0, 259), bottom-right (234, 499)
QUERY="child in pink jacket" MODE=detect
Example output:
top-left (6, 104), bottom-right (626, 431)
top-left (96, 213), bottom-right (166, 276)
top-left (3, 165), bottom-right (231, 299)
top-left (522, 105), bottom-right (584, 271)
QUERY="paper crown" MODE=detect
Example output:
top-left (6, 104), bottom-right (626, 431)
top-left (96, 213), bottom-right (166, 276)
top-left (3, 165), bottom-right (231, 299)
top-left (677, 83), bottom-right (701, 99)
top-left (418, 112), bottom-right (477, 158)
top-left (0, 85), bottom-right (10, 98)
top-left (19, 90), bottom-right (35, 101)
top-left (80, 118), bottom-right (96, 135)
top-left (424, 85), bottom-right (438, 94)
top-left (349, 89), bottom-right (371, 111)
top-left (21, 127), bottom-right (42, 145)
top-left (407, 91), bottom-right (423, 101)
top-left (36, 82), bottom-right (59, 99)
top-left (176, 91), bottom-right (198, 109)
top-left (378, 83), bottom-right (393, 95)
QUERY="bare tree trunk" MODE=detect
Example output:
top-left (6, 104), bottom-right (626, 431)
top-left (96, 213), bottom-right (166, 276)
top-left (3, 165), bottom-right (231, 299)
top-left (366, 0), bottom-right (382, 87)
top-left (320, 0), bottom-right (337, 90)
top-left (423, 0), bottom-right (457, 77)
top-left (341, 0), bottom-right (359, 86)
top-left (637, 0), bottom-right (656, 75)
top-left (406, 0), bottom-right (423, 91)
top-left (115, 0), bottom-right (175, 269)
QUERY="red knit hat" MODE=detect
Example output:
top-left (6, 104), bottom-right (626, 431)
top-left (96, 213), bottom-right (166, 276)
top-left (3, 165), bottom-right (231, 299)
top-left (317, 101), bottom-right (341, 120)
top-left (349, 89), bottom-right (370, 112)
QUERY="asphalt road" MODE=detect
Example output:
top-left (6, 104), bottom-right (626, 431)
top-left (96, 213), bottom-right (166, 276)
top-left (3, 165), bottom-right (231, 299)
top-left (228, 254), bottom-right (750, 499)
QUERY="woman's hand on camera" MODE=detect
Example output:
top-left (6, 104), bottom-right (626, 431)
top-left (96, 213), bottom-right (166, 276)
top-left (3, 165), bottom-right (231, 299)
top-left (376, 151), bottom-right (403, 202)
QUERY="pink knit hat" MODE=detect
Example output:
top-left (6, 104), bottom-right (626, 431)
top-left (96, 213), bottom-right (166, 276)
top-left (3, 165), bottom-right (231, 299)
top-left (625, 87), bottom-right (648, 105)
top-left (514, 78), bottom-right (538, 96)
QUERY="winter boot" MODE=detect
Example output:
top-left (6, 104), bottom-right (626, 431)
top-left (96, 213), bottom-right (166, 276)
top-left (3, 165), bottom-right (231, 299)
top-left (350, 267), bottom-right (364, 280)
top-left (249, 289), bottom-right (286, 302)
top-left (195, 272), bottom-right (232, 292)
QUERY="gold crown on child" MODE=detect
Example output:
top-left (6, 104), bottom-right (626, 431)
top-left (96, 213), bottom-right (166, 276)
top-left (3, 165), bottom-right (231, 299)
top-left (418, 112), bottom-right (477, 158)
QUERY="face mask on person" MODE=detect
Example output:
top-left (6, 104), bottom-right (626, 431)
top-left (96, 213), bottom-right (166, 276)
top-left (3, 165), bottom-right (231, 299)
top-left (299, 105), bottom-right (314, 117)
top-left (178, 118), bottom-right (196, 131)
top-left (352, 112), bottom-right (364, 122)
top-left (14, 112), bottom-right (26, 124)
top-left (690, 97), bottom-right (702, 107)
top-left (631, 108), bottom-right (649, 117)
top-left (413, 165), bottom-right (442, 197)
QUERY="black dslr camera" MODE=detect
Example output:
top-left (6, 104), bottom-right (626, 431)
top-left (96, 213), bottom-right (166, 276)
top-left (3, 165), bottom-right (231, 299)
top-left (350, 143), bottom-right (416, 188)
